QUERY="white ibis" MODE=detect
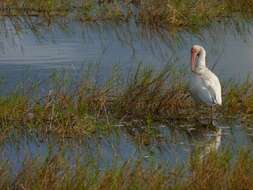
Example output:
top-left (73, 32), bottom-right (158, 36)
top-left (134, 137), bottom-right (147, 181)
top-left (189, 45), bottom-right (222, 123)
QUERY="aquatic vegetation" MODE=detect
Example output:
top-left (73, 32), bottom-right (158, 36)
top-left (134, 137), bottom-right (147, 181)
top-left (0, 149), bottom-right (252, 189)
top-left (0, 64), bottom-right (251, 138)
top-left (1, 0), bottom-right (253, 32)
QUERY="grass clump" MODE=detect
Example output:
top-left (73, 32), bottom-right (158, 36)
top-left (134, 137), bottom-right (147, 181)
top-left (1, 0), bottom-right (253, 32)
top-left (0, 149), bottom-right (252, 189)
top-left (0, 64), bottom-right (192, 137)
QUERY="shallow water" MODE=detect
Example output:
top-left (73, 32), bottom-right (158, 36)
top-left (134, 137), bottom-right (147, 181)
top-left (0, 18), bottom-right (253, 91)
top-left (0, 122), bottom-right (252, 173)
top-left (0, 18), bottom-right (253, 172)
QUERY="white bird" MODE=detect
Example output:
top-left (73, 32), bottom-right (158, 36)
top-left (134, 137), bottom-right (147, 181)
top-left (189, 45), bottom-right (222, 123)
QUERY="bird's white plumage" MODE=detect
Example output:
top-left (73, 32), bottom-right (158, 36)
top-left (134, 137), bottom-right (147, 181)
top-left (190, 68), bottom-right (222, 105)
top-left (189, 45), bottom-right (222, 106)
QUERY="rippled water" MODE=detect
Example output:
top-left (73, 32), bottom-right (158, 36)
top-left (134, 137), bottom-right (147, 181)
top-left (0, 18), bottom-right (253, 86)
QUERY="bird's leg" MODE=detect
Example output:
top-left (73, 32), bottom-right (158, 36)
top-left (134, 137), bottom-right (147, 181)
top-left (194, 102), bottom-right (201, 124)
top-left (209, 106), bottom-right (214, 126)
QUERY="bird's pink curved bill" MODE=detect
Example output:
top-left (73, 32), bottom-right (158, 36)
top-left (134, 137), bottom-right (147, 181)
top-left (191, 52), bottom-right (197, 72)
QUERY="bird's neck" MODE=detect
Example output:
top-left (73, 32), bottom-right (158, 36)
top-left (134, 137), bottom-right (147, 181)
top-left (195, 50), bottom-right (206, 72)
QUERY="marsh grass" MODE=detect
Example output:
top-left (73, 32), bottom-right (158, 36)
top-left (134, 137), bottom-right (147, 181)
top-left (0, 149), bottom-right (252, 189)
top-left (1, 0), bottom-right (253, 32)
top-left (0, 63), bottom-right (251, 138)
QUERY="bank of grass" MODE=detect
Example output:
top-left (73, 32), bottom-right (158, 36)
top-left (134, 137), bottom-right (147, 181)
top-left (0, 64), bottom-right (251, 137)
top-left (1, 0), bottom-right (253, 32)
top-left (0, 149), bottom-right (252, 189)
